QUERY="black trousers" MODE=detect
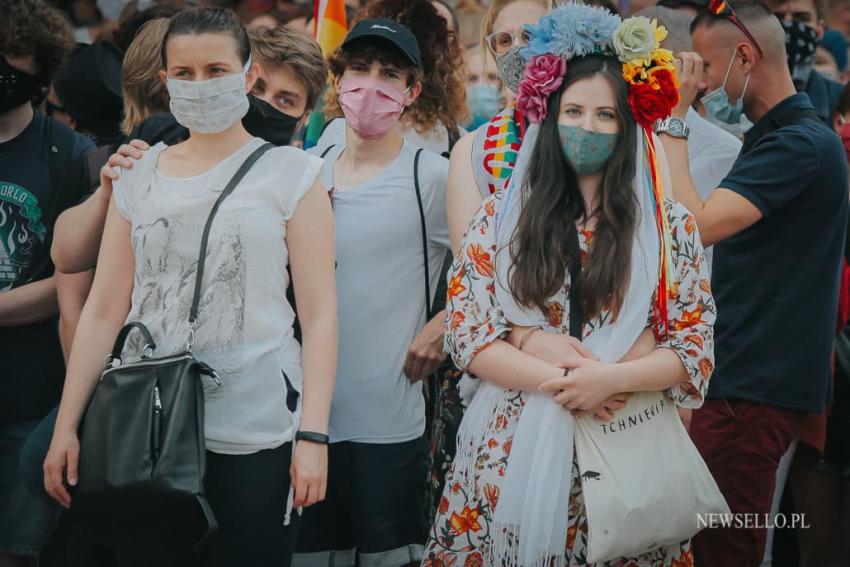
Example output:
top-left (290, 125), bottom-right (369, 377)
top-left (67, 442), bottom-right (300, 567)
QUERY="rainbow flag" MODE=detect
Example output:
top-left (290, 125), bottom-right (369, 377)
top-left (304, 0), bottom-right (347, 148)
top-left (313, 0), bottom-right (347, 55)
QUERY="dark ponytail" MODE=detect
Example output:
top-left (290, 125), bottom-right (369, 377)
top-left (161, 8), bottom-right (250, 67)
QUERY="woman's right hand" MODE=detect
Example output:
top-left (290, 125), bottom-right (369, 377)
top-left (99, 139), bottom-right (150, 198)
top-left (43, 430), bottom-right (80, 508)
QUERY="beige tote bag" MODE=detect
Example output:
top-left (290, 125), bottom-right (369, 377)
top-left (574, 391), bottom-right (729, 563)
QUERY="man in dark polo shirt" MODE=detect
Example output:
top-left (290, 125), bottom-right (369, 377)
top-left (657, 1), bottom-right (848, 566)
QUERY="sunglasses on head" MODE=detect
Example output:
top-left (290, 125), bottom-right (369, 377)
top-left (707, 0), bottom-right (765, 58)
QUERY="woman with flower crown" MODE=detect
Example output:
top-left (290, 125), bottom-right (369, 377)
top-left (423, 4), bottom-right (716, 567)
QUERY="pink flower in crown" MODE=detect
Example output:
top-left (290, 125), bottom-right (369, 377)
top-left (526, 53), bottom-right (567, 95)
top-left (515, 53), bottom-right (567, 123)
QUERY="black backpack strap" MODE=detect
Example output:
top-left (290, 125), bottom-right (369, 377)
top-left (441, 126), bottom-right (461, 160)
top-left (568, 226), bottom-right (583, 339)
top-left (84, 145), bottom-right (112, 191)
top-left (319, 144), bottom-right (336, 159)
top-left (319, 117), bottom-right (338, 138)
top-left (188, 143), bottom-right (275, 327)
top-left (413, 148), bottom-right (431, 316)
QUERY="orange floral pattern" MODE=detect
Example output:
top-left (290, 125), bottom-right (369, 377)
top-left (467, 243), bottom-right (495, 277)
top-left (428, 194), bottom-right (713, 565)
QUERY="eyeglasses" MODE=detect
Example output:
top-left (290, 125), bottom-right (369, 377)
top-left (486, 29), bottom-right (532, 57)
top-left (707, 0), bottom-right (765, 58)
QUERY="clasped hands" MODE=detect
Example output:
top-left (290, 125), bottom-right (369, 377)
top-left (509, 326), bottom-right (654, 421)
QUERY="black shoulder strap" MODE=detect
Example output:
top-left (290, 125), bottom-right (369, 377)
top-left (320, 144), bottom-right (336, 159)
top-left (441, 126), bottom-right (461, 159)
top-left (319, 117), bottom-right (338, 138)
top-left (188, 142), bottom-right (275, 325)
top-left (413, 148), bottom-right (431, 317)
top-left (84, 145), bottom-right (112, 191)
top-left (568, 226), bottom-right (583, 339)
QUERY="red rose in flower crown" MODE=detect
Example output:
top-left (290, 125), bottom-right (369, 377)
top-left (628, 83), bottom-right (668, 129)
top-left (515, 53), bottom-right (567, 123)
top-left (649, 67), bottom-right (680, 109)
top-left (628, 68), bottom-right (679, 128)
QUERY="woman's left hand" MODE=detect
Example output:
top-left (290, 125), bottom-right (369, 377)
top-left (538, 358), bottom-right (622, 412)
top-left (290, 440), bottom-right (328, 508)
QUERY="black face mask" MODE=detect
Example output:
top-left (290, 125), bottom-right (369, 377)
top-left (242, 94), bottom-right (302, 147)
top-left (0, 56), bottom-right (48, 114)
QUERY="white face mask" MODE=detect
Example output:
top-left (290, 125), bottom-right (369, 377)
top-left (167, 59), bottom-right (251, 134)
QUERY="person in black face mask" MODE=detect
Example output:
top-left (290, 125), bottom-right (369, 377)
top-left (120, 25), bottom-right (326, 150)
top-left (51, 24), bottom-right (329, 276)
top-left (0, 1), bottom-right (93, 566)
top-left (246, 26), bottom-right (328, 148)
top-left (770, 0), bottom-right (843, 124)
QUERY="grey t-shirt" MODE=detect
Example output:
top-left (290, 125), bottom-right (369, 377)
top-left (313, 141), bottom-right (450, 443)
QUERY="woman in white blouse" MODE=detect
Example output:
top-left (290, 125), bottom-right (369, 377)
top-left (43, 8), bottom-right (337, 566)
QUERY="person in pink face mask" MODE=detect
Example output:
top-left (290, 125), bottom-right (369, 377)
top-left (294, 19), bottom-right (451, 567)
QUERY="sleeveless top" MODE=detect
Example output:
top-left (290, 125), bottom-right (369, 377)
top-left (470, 104), bottom-right (527, 198)
top-left (113, 138), bottom-right (322, 454)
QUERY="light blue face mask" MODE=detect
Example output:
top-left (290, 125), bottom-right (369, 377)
top-left (466, 83), bottom-right (502, 130)
top-left (701, 52), bottom-right (750, 125)
top-left (557, 125), bottom-right (618, 175)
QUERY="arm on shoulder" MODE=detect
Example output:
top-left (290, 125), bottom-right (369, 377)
top-left (52, 187), bottom-right (110, 273)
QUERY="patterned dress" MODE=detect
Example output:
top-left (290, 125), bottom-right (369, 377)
top-left (423, 192), bottom-right (716, 567)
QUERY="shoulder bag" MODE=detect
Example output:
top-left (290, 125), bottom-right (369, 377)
top-left (75, 143), bottom-right (275, 544)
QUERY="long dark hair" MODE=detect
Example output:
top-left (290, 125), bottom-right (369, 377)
top-left (509, 55), bottom-right (637, 321)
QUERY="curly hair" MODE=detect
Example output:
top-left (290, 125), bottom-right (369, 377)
top-left (0, 0), bottom-right (75, 81)
top-left (326, 0), bottom-right (468, 134)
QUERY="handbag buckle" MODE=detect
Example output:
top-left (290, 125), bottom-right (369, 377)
top-left (142, 344), bottom-right (155, 359)
top-left (186, 327), bottom-right (195, 351)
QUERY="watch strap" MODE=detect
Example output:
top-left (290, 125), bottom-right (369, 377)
top-left (296, 431), bottom-right (330, 445)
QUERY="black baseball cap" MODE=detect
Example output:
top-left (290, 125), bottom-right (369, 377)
top-left (341, 19), bottom-right (422, 69)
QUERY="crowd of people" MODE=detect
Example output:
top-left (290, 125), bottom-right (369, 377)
top-left (1, 0), bottom-right (849, 566)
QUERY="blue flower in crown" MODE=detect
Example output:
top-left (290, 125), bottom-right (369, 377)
top-left (522, 2), bottom-right (621, 60)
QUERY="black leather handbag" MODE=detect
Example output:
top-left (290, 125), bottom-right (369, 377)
top-left (75, 142), bottom-right (275, 536)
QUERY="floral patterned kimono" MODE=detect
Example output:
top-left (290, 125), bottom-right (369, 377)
top-left (423, 192), bottom-right (716, 567)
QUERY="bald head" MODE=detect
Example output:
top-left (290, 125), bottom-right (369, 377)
top-left (691, 0), bottom-right (788, 65)
top-left (634, 5), bottom-right (694, 54)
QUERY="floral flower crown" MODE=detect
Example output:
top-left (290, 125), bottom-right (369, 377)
top-left (515, 2), bottom-right (680, 129)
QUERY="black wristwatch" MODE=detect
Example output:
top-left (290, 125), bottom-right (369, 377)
top-left (296, 431), bottom-right (329, 445)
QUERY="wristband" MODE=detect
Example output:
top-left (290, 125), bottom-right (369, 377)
top-left (296, 431), bottom-right (329, 445)
top-left (517, 326), bottom-right (543, 351)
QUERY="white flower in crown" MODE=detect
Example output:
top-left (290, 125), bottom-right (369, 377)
top-left (612, 17), bottom-right (668, 66)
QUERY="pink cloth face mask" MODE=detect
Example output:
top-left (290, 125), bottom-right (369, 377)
top-left (338, 75), bottom-right (408, 139)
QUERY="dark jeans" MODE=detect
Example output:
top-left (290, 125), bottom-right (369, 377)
top-left (690, 398), bottom-right (804, 567)
top-left (295, 436), bottom-right (429, 566)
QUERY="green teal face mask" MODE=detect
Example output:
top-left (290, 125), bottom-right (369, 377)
top-left (557, 125), bottom-right (618, 175)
